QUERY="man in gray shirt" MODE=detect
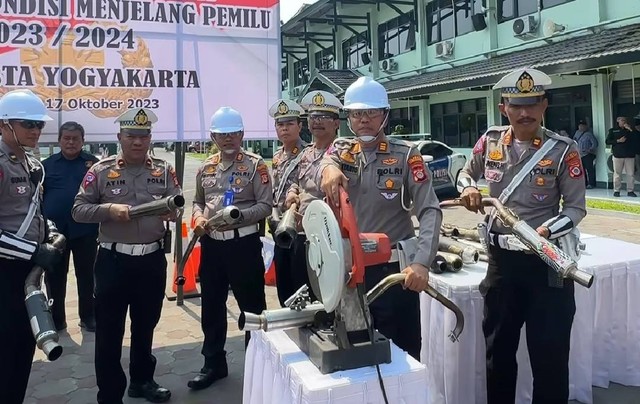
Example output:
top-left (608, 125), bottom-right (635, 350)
top-left (573, 120), bottom-right (598, 188)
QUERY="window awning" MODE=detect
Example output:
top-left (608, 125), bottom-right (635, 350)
top-left (383, 23), bottom-right (640, 99)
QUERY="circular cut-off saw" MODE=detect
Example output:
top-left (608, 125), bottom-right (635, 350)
top-left (238, 188), bottom-right (464, 374)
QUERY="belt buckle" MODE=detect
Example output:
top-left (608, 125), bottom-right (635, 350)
top-left (132, 244), bottom-right (145, 256)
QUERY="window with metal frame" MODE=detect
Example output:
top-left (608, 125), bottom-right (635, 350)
top-left (430, 98), bottom-right (487, 147)
top-left (342, 32), bottom-right (369, 69)
top-left (498, 0), bottom-right (574, 23)
top-left (378, 11), bottom-right (416, 59)
top-left (315, 48), bottom-right (335, 70)
top-left (426, 0), bottom-right (484, 45)
top-left (293, 58), bottom-right (309, 87)
top-left (388, 106), bottom-right (420, 135)
top-left (281, 66), bottom-right (288, 91)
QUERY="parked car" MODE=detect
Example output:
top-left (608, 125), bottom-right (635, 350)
top-left (414, 139), bottom-right (467, 198)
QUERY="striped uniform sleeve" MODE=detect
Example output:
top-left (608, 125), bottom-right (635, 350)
top-left (0, 229), bottom-right (38, 261)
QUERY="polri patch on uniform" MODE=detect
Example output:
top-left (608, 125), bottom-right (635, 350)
top-left (380, 192), bottom-right (398, 200)
top-left (484, 169), bottom-right (503, 182)
top-left (382, 158), bottom-right (398, 166)
top-left (410, 160), bottom-right (428, 183)
top-left (407, 155), bottom-right (422, 165)
top-left (83, 172), bottom-right (96, 188)
top-left (564, 151), bottom-right (579, 163)
top-left (569, 164), bottom-right (583, 178)
top-left (107, 169), bottom-right (120, 179)
top-left (257, 163), bottom-right (269, 184)
top-left (472, 135), bottom-right (486, 155)
top-left (169, 166), bottom-right (180, 187)
top-left (532, 193), bottom-right (549, 202)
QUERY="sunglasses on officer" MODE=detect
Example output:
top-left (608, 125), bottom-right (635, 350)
top-left (12, 120), bottom-right (46, 130)
top-left (213, 131), bottom-right (243, 137)
top-left (308, 114), bottom-right (337, 122)
top-left (347, 109), bottom-right (385, 120)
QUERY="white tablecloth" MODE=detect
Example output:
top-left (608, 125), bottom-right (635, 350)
top-left (420, 236), bottom-right (640, 404)
top-left (243, 330), bottom-right (428, 404)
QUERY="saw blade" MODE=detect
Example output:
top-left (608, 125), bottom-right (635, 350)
top-left (302, 200), bottom-right (348, 313)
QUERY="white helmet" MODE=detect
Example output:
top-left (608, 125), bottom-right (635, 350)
top-left (210, 107), bottom-right (244, 133)
top-left (343, 77), bottom-right (390, 110)
top-left (0, 89), bottom-right (52, 122)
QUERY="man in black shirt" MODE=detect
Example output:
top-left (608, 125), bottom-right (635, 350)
top-left (605, 117), bottom-right (637, 197)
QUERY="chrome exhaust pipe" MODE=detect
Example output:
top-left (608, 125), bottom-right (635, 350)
top-left (367, 274), bottom-right (464, 342)
top-left (440, 198), bottom-right (594, 288)
top-left (238, 303), bottom-right (325, 332)
top-left (437, 251), bottom-right (464, 272)
top-left (431, 254), bottom-right (447, 274)
top-left (439, 237), bottom-right (479, 264)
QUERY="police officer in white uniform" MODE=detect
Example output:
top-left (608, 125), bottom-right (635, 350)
top-left (268, 100), bottom-right (309, 306)
top-left (283, 90), bottom-right (343, 300)
top-left (0, 90), bottom-right (63, 404)
top-left (73, 108), bottom-right (181, 404)
top-left (320, 77), bottom-right (442, 360)
top-left (457, 68), bottom-right (587, 404)
top-left (188, 107), bottom-right (272, 390)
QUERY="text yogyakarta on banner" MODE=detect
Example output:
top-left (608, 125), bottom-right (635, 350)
top-left (0, 0), bottom-right (280, 142)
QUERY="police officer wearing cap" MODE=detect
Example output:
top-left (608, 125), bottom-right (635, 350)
top-left (268, 99), bottom-right (309, 306)
top-left (320, 77), bottom-right (442, 360)
top-left (457, 68), bottom-right (586, 403)
top-left (188, 107), bottom-right (271, 391)
top-left (0, 90), bottom-right (64, 403)
top-left (43, 121), bottom-right (99, 333)
top-left (73, 108), bottom-right (181, 404)
top-left (283, 91), bottom-right (343, 300)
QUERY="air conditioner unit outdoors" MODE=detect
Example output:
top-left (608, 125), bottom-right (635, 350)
top-left (435, 40), bottom-right (454, 59)
top-left (513, 15), bottom-right (538, 39)
top-left (380, 58), bottom-right (398, 72)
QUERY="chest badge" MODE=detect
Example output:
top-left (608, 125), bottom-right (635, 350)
top-left (380, 192), bottom-right (398, 200)
top-left (151, 168), bottom-right (163, 177)
top-left (16, 186), bottom-right (27, 194)
top-left (535, 177), bottom-right (545, 186)
top-left (537, 159), bottom-right (553, 167)
top-left (488, 149), bottom-right (503, 161)
top-left (382, 158), bottom-right (398, 166)
top-left (111, 188), bottom-right (122, 195)
top-left (107, 169), bottom-right (121, 179)
top-left (384, 179), bottom-right (395, 189)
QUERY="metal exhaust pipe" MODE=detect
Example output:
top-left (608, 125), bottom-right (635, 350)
top-left (238, 303), bottom-right (325, 332)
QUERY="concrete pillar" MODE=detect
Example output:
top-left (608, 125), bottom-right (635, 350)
top-left (591, 73), bottom-right (613, 188)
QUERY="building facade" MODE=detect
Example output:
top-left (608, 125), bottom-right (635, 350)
top-left (281, 0), bottom-right (640, 188)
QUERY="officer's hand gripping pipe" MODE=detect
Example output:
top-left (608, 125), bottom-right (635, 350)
top-left (128, 195), bottom-right (185, 219)
top-left (24, 229), bottom-right (66, 361)
top-left (274, 203), bottom-right (298, 249)
top-left (239, 274), bottom-right (465, 343)
top-left (176, 205), bottom-right (242, 287)
top-left (440, 198), bottom-right (594, 288)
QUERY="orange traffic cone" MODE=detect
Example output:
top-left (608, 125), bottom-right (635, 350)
top-left (262, 237), bottom-right (276, 286)
top-left (168, 222), bottom-right (200, 299)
